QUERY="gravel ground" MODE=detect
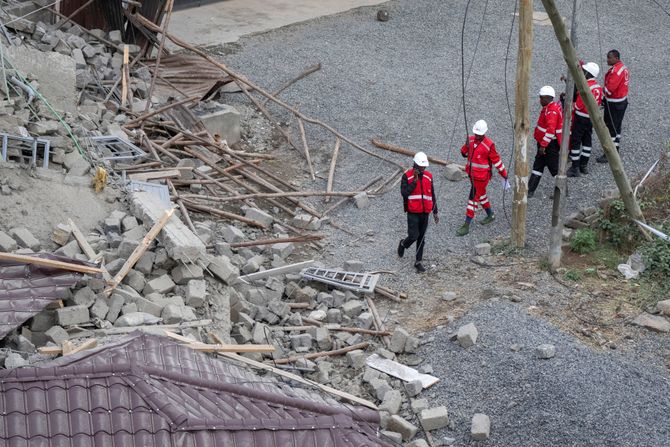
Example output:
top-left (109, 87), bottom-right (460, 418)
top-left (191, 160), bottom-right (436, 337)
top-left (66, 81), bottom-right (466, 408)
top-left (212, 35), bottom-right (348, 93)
top-left (417, 299), bottom-right (670, 446)
top-left (215, 0), bottom-right (670, 278)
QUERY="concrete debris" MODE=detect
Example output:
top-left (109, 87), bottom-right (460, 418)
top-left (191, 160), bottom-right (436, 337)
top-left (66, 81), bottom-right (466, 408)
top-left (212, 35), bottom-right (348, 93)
top-left (419, 406), bottom-right (449, 431)
top-left (471, 413), bottom-right (491, 441)
top-left (387, 415), bottom-right (418, 442)
top-left (457, 323), bottom-right (479, 348)
top-left (536, 343), bottom-right (557, 359)
top-left (632, 314), bottom-right (670, 333)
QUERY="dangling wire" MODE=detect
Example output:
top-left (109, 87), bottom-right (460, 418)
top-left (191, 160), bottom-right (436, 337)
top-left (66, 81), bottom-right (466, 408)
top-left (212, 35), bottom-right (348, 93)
top-left (594, 0), bottom-right (621, 149)
top-left (501, 0), bottom-right (519, 227)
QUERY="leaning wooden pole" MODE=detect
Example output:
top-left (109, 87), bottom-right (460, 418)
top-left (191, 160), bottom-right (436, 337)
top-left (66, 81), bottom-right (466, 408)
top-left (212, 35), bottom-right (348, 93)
top-left (511, 0), bottom-right (534, 248)
top-left (540, 0), bottom-right (648, 233)
top-left (549, 0), bottom-right (578, 270)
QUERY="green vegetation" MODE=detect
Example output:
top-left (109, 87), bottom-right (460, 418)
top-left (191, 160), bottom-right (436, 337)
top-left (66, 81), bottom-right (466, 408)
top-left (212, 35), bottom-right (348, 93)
top-left (570, 228), bottom-right (598, 254)
top-left (564, 269), bottom-right (583, 281)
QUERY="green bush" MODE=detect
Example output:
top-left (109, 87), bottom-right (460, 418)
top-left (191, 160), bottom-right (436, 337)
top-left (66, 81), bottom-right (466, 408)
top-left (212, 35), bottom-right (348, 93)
top-left (640, 221), bottom-right (670, 278)
top-left (570, 228), bottom-right (598, 254)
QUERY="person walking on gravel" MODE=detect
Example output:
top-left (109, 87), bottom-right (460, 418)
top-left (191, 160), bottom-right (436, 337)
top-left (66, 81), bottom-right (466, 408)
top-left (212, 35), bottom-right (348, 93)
top-left (398, 152), bottom-right (439, 273)
top-left (528, 86), bottom-right (563, 198)
top-left (456, 120), bottom-right (509, 237)
top-left (566, 62), bottom-right (603, 177)
top-left (597, 49), bottom-right (630, 163)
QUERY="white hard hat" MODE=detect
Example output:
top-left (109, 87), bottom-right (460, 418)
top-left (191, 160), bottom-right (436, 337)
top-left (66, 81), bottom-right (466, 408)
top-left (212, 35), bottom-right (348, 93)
top-left (539, 85), bottom-right (556, 97)
top-left (413, 151), bottom-right (429, 167)
top-left (472, 119), bottom-right (488, 135)
top-left (582, 62), bottom-right (600, 78)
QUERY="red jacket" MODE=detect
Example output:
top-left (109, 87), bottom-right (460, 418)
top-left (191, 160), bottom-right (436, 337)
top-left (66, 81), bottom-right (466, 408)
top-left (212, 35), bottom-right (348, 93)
top-left (534, 101), bottom-right (563, 147)
top-left (574, 78), bottom-right (604, 118)
top-left (460, 136), bottom-right (507, 181)
top-left (604, 61), bottom-right (629, 102)
top-left (403, 169), bottom-right (434, 214)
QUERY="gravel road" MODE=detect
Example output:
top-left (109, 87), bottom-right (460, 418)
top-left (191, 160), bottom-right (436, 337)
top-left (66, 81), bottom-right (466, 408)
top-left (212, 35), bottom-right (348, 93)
top-left (217, 0), bottom-right (669, 275)
top-left (417, 299), bottom-right (670, 446)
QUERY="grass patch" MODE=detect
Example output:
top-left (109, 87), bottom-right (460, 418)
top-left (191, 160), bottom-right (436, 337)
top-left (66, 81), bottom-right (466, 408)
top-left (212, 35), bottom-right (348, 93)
top-left (564, 269), bottom-right (583, 281)
top-left (570, 228), bottom-right (598, 254)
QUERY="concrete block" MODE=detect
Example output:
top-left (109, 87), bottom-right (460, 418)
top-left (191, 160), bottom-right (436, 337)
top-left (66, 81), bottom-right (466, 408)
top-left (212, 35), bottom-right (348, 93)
top-left (4, 353), bottom-right (27, 369)
top-left (105, 258), bottom-right (126, 276)
top-left (208, 255), bottom-right (240, 285)
top-left (379, 390), bottom-right (402, 414)
top-left (381, 431), bottom-right (403, 445)
top-left (405, 335), bottom-right (420, 353)
top-left (196, 104), bottom-right (241, 145)
top-left (90, 298), bottom-right (109, 320)
top-left (411, 398), bottom-right (429, 414)
top-left (342, 300), bottom-right (364, 318)
top-left (326, 308), bottom-right (342, 323)
top-left (475, 242), bottom-right (491, 256)
top-left (106, 294), bottom-right (125, 323)
top-left (9, 227), bottom-right (40, 250)
top-left (353, 192), bottom-right (369, 209)
top-left (51, 223), bottom-right (72, 246)
top-left (290, 333), bottom-right (313, 351)
top-left (314, 327), bottom-right (332, 350)
top-left (244, 208), bottom-right (273, 227)
top-left (135, 251), bottom-right (155, 275)
top-left (346, 349), bottom-right (367, 369)
top-left (292, 213), bottom-right (321, 230)
top-left (117, 238), bottom-right (140, 258)
top-left (0, 231), bottom-right (17, 251)
top-left (404, 379), bottom-right (423, 397)
top-left (30, 311), bottom-right (55, 332)
top-left (44, 326), bottom-right (69, 345)
top-left (408, 440), bottom-right (430, 447)
top-left (457, 323), bottom-right (478, 348)
top-left (232, 324), bottom-right (253, 344)
top-left (185, 279), bottom-right (207, 307)
top-left (343, 260), bottom-right (364, 272)
top-left (251, 322), bottom-right (269, 344)
top-left (444, 163), bottom-right (468, 181)
top-left (123, 269), bottom-right (146, 293)
top-left (121, 303), bottom-right (138, 315)
top-left (419, 406), bottom-right (449, 431)
top-left (143, 274), bottom-right (175, 295)
top-left (656, 299), bottom-right (670, 316)
top-left (222, 224), bottom-right (245, 243)
top-left (387, 415), bottom-right (418, 442)
top-left (122, 225), bottom-right (146, 242)
top-left (171, 263), bottom-right (204, 285)
top-left (331, 290), bottom-right (346, 307)
top-left (390, 328), bottom-right (409, 353)
top-left (295, 286), bottom-right (318, 304)
top-left (56, 305), bottom-right (89, 326)
top-left (71, 287), bottom-right (96, 307)
top-left (268, 300), bottom-right (290, 318)
top-left (161, 304), bottom-right (197, 324)
top-left (271, 242), bottom-right (294, 258)
top-left (130, 191), bottom-right (206, 262)
top-left (471, 413), bottom-right (491, 441)
top-left (536, 343), bottom-right (556, 359)
top-left (632, 313), bottom-right (670, 333)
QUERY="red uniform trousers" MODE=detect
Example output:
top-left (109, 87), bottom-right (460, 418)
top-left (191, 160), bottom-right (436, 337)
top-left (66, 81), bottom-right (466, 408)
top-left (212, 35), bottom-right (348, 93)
top-left (466, 177), bottom-right (491, 219)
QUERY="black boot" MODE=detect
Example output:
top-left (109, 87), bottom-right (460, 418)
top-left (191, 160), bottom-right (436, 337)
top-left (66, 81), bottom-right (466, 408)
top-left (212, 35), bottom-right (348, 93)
top-left (397, 239), bottom-right (405, 258)
top-left (566, 162), bottom-right (580, 178)
top-left (580, 157), bottom-right (589, 174)
top-left (527, 174), bottom-right (541, 198)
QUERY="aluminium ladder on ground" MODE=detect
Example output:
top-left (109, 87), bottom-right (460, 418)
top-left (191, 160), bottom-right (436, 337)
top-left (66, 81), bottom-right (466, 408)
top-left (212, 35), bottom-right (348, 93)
top-left (300, 267), bottom-right (379, 294)
top-left (0, 132), bottom-right (51, 168)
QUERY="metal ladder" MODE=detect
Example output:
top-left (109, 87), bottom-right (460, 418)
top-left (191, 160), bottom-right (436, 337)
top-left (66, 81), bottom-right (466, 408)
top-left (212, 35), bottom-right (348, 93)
top-left (300, 267), bottom-right (379, 294)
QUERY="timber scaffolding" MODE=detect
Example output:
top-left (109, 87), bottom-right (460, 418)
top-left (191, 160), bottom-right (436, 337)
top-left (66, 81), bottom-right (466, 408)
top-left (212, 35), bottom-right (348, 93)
top-left (52, 0), bottom-right (408, 244)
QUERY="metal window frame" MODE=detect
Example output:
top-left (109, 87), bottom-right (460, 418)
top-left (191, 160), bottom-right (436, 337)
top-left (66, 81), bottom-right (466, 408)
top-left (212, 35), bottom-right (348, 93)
top-left (89, 135), bottom-right (146, 161)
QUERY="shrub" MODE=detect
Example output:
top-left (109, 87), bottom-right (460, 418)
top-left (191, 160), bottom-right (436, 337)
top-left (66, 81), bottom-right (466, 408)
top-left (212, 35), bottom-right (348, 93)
top-left (570, 228), bottom-right (598, 254)
top-left (564, 269), bottom-right (583, 281)
top-left (640, 221), bottom-right (670, 278)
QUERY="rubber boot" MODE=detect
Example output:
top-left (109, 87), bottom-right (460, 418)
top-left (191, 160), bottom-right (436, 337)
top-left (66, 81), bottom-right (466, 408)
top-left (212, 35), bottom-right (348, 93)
top-left (527, 174), bottom-right (541, 198)
top-left (480, 214), bottom-right (495, 225)
top-left (456, 222), bottom-right (470, 236)
top-left (566, 162), bottom-right (580, 178)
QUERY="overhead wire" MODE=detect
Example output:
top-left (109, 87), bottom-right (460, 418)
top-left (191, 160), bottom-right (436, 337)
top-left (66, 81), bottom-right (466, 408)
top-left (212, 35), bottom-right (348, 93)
top-left (501, 0), bottom-right (519, 228)
top-left (649, 0), bottom-right (670, 17)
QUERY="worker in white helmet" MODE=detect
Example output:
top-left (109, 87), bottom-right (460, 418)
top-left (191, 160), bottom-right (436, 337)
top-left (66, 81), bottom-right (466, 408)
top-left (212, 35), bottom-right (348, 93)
top-left (456, 120), bottom-right (509, 237)
top-left (565, 62), bottom-right (603, 177)
top-left (398, 152), bottom-right (439, 273)
top-left (528, 86), bottom-right (563, 198)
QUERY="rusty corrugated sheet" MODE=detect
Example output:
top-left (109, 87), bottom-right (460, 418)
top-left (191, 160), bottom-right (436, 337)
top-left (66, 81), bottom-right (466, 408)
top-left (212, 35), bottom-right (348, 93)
top-left (0, 253), bottom-right (86, 340)
top-left (0, 333), bottom-right (393, 447)
top-left (148, 54), bottom-right (233, 99)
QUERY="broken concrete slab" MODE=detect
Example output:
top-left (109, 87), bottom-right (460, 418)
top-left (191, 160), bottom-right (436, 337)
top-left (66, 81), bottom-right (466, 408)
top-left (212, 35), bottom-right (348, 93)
top-left (56, 305), bottom-right (89, 326)
top-left (9, 227), bottom-right (40, 251)
top-left (419, 406), bottom-right (449, 431)
top-left (387, 415), bottom-right (418, 442)
top-left (129, 191), bottom-right (205, 262)
top-left (196, 104), bottom-right (241, 145)
top-left (207, 255), bottom-right (240, 285)
top-left (457, 323), bottom-right (479, 348)
top-left (471, 413), bottom-right (491, 441)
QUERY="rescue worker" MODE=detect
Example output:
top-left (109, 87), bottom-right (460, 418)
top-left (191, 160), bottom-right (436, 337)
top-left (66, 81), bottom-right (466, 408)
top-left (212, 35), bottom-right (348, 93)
top-left (567, 62), bottom-right (603, 177)
top-left (597, 49), bottom-right (629, 163)
top-left (456, 120), bottom-right (509, 237)
top-left (528, 86), bottom-right (563, 198)
top-left (398, 152), bottom-right (439, 273)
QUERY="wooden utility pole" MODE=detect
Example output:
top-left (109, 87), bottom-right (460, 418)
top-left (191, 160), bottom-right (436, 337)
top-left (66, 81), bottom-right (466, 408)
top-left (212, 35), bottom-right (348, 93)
top-left (511, 0), bottom-right (534, 247)
top-left (540, 0), bottom-right (647, 230)
top-left (548, 0), bottom-right (578, 270)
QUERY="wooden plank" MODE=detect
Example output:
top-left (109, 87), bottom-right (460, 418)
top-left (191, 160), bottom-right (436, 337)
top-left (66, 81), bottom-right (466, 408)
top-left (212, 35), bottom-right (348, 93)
top-left (61, 340), bottom-right (75, 356)
top-left (163, 331), bottom-right (274, 353)
top-left (208, 333), bottom-right (377, 410)
top-left (0, 253), bottom-right (103, 275)
top-left (38, 339), bottom-right (98, 356)
top-left (105, 208), bottom-right (174, 294)
top-left (238, 260), bottom-right (315, 282)
top-left (128, 169), bottom-right (181, 182)
top-left (67, 219), bottom-right (98, 260)
top-left (371, 139), bottom-right (448, 166)
top-left (366, 354), bottom-right (440, 388)
top-left (272, 342), bottom-right (369, 365)
top-left (67, 339), bottom-right (97, 356)
top-left (68, 319), bottom-right (212, 339)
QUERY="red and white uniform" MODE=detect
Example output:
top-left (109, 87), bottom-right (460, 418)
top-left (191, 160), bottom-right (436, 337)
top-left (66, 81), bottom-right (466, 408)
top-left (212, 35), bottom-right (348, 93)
top-left (404, 168), bottom-right (434, 214)
top-left (574, 78), bottom-right (603, 118)
top-left (604, 61), bottom-right (629, 102)
top-left (460, 136), bottom-right (507, 219)
top-left (534, 101), bottom-right (563, 147)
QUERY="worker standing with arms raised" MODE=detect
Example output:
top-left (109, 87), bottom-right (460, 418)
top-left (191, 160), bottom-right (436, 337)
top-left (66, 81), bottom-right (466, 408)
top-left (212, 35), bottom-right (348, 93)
top-left (456, 120), bottom-right (509, 236)
top-left (397, 152), bottom-right (439, 273)
top-left (597, 49), bottom-right (629, 163)
top-left (528, 86), bottom-right (563, 198)
top-left (567, 62), bottom-right (603, 177)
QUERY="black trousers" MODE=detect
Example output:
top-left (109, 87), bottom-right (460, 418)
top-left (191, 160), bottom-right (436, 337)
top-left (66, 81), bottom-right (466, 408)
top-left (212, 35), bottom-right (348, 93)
top-left (570, 114), bottom-right (593, 166)
top-left (402, 212), bottom-right (430, 262)
top-left (529, 140), bottom-right (560, 192)
top-left (603, 99), bottom-right (627, 150)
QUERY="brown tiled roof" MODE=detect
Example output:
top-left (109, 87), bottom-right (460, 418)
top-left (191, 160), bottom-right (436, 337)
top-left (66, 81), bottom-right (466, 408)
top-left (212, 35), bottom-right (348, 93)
top-left (0, 253), bottom-right (86, 340)
top-left (0, 333), bottom-right (394, 447)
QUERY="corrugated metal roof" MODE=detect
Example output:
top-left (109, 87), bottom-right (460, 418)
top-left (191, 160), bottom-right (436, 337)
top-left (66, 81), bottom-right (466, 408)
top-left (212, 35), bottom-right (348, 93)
top-left (0, 333), bottom-right (393, 447)
top-left (0, 253), bottom-right (86, 340)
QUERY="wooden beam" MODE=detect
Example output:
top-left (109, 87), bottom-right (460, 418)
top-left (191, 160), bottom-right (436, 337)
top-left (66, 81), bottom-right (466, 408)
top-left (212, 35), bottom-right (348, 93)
top-left (238, 260), bottom-right (315, 282)
top-left (128, 169), bottom-right (181, 181)
top-left (105, 208), bottom-right (175, 294)
top-left (271, 342), bottom-right (369, 365)
top-left (0, 253), bottom-right (103, 275)
top-left (208, 333), bottom-right (377, 410)
top-left (68, 319), bottom-right (212, 339)
top-left (325, 138), bottom-right (341, 203)
top-left (67, 218), bottom-right (98, 261)
top-left (511, 0), bottom-right (534, 248)
top-left (38, 339), bottom-right (98, 356)
top-left (163, 332), bottom-right (274, 353)
top-left (371, 139), bottom-right (448, 166)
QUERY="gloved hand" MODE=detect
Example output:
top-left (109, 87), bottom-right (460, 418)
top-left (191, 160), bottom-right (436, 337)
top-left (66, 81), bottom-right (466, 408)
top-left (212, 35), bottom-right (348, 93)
top-left (501, 178), bottom-right (511, 190)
